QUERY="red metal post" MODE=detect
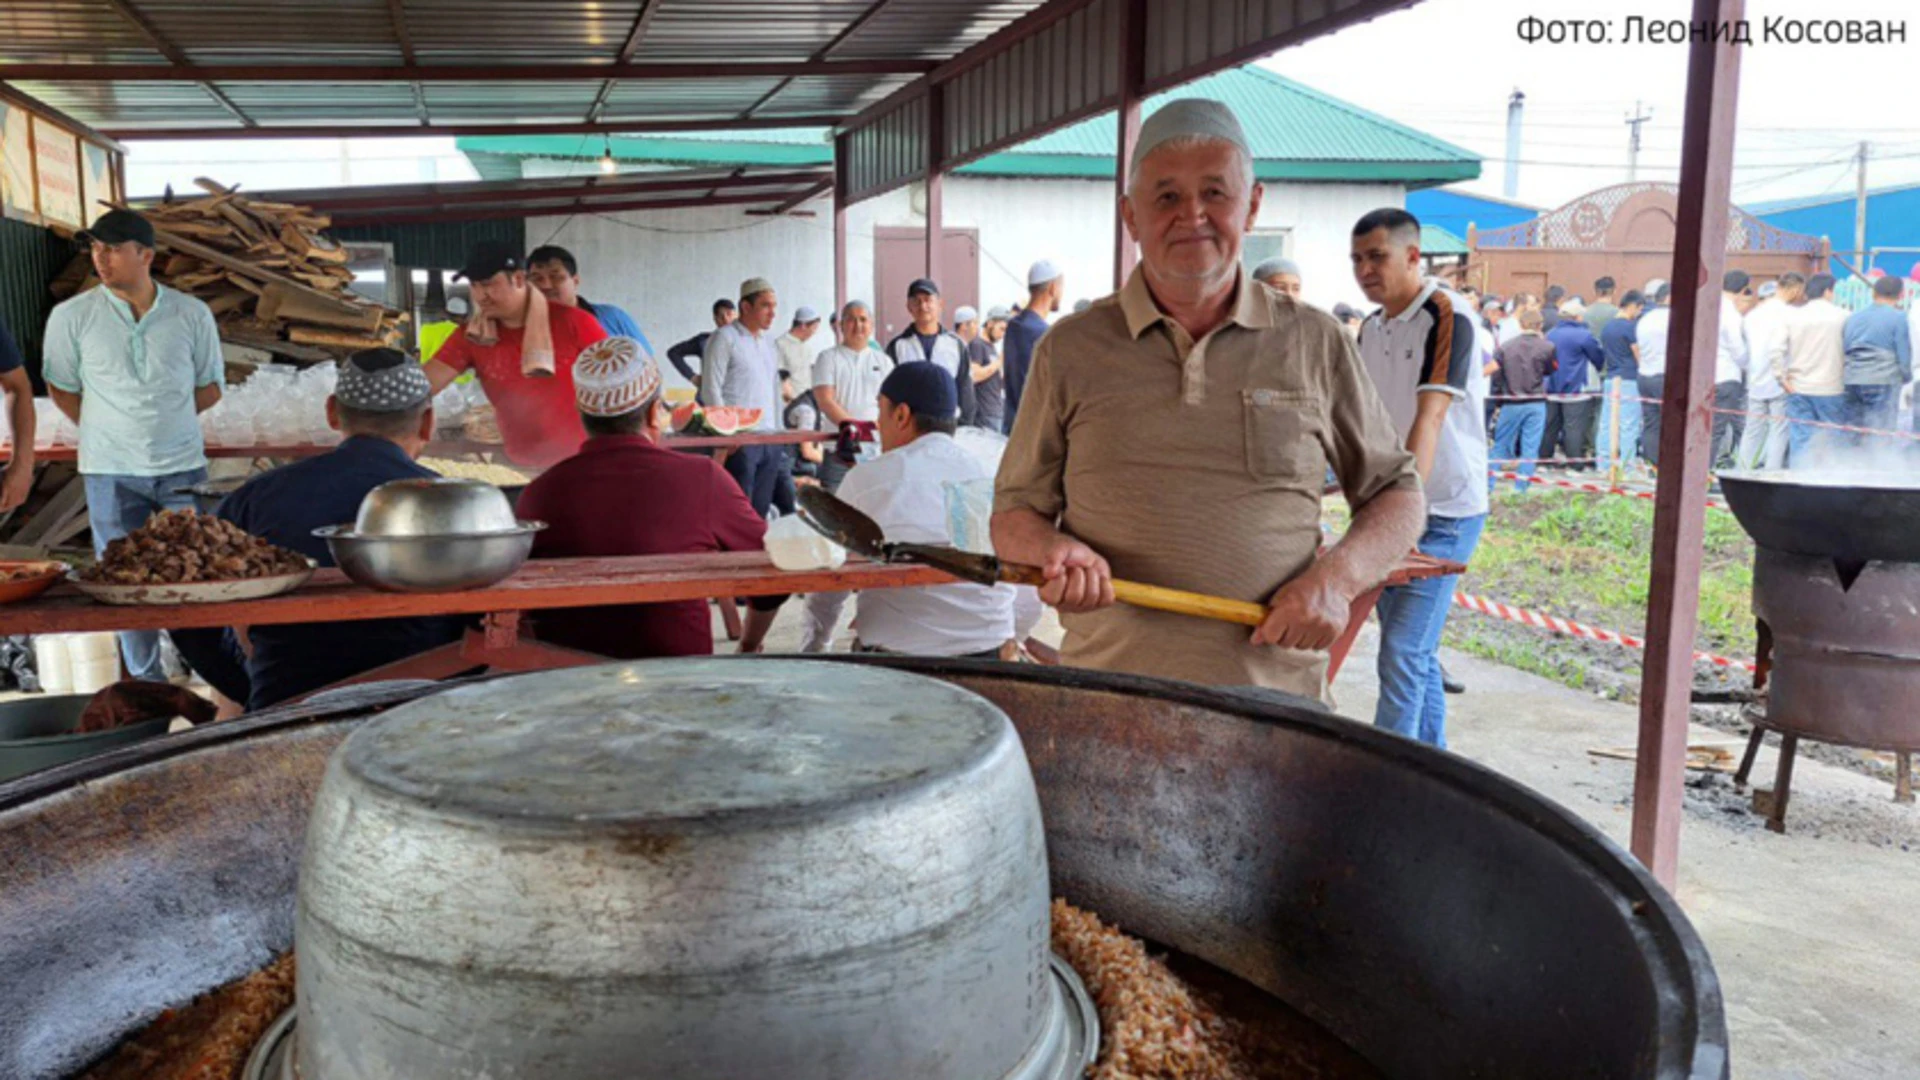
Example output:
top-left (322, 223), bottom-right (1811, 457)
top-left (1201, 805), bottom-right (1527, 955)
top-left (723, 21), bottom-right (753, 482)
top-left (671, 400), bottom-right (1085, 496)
top-left (1630, 0), bottom-right (1745, 889)
top-left (834, 133), bottom-right (850, 314)
top-left (1113, 0), bottom-right (1147, 290)
top-left (924, 86), bottom-right (944, 281)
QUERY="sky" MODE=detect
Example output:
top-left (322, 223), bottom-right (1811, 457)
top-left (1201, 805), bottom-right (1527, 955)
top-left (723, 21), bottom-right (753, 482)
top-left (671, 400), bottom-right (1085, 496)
top-left (1258, 0), bottom-right (1920, 210)
top-left (121, 0), bottom-right (1919, 211)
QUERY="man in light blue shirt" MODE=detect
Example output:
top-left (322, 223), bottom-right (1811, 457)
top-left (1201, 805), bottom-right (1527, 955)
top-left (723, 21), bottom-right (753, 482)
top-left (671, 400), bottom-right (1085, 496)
top-left (44, 209), bottom-right (225, 682)
top-left (1841, 274), bottom-right (1913, 434)
top-left (700, 276), bottom-right (785, 516)
top-left (527, 245), bottom-right (655, 356)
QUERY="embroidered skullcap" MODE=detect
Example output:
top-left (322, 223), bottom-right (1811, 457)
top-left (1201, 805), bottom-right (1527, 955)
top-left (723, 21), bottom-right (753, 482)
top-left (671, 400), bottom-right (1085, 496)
top-left (336, 348), bottom-right (431, 413)
top-left (573, 336), bottom-right (662, 418)
top-left (740, 276), bottom-right (774, 300)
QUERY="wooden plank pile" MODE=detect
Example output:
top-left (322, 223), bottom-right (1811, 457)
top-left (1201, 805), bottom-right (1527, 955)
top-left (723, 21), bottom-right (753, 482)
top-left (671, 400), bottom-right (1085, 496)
top-left (57, 178), bottom-right (406, 364)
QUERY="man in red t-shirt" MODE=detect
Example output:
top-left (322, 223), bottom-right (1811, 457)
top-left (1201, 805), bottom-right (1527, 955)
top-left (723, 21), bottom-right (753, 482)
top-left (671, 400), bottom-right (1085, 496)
top-left (518, 336), bottom-right (784, 658)
top-left (426, 240), bottom-right (607, 467)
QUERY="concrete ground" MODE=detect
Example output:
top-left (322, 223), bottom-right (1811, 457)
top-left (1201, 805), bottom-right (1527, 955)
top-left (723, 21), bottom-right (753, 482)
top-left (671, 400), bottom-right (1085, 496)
top-left (757, 604), bottom-right (1919, 1079)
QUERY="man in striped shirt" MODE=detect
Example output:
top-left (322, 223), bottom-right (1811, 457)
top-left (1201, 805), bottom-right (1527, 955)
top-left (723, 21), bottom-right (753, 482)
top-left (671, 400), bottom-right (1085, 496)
top-left (1352, 207), bottom-right (1489, 749)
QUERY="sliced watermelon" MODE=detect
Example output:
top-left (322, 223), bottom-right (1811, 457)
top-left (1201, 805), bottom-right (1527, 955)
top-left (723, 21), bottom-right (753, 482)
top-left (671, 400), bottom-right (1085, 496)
top-left (673, 403), bottom-right (763, 436)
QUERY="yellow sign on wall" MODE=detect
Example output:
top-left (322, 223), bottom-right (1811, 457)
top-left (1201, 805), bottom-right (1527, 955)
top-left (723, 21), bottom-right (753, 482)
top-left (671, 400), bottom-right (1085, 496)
top-left (0, 94), bottom-right (120, 229)
top-left (0, 105), bottom-right (32, 222)
top-left (32, 116), bottom-right (82, 228)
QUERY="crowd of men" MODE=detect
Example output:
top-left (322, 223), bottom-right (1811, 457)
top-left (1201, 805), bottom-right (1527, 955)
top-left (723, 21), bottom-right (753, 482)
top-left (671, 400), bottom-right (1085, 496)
top-left (36, 92), bottom-right (1910, 752)
top-left (1479, 265), bottom-right (1915, 486)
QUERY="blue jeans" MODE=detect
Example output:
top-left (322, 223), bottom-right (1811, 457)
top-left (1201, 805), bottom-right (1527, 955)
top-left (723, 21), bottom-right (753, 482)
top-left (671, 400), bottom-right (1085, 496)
top-left (1785, 393), bottom-right (1849, 467)
top-left (1595, 376), bottom-right (1644, 471)
top-left (84, 468), bottom-right (208, 681)
top-left (1489, 401), bottom-right (1546, 492)
top-left (1375, 513), bottom-right (1486, 749)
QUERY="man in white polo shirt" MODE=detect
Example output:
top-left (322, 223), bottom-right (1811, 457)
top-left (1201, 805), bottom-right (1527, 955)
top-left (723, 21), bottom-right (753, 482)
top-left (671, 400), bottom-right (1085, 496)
top-left (1351, 207), bottom-right (1488, 749)
top-left (799, 299), bottom-right (896, 653)
top-left (838, 362), bottom-right (1013, 657)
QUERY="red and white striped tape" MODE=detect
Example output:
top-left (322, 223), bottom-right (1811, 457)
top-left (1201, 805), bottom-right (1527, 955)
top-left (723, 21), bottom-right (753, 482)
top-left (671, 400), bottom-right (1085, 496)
top-left (1452, 591), bottom-right (1754, 672)
top-left (1485, 470), bottom-right (1731, 511)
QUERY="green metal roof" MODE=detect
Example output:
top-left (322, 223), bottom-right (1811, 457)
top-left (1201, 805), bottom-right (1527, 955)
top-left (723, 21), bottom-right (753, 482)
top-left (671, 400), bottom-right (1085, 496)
top-left (457, 66), bottom-right (1479, 188)
top-left (1420, 224), bottom-right (1468, 256)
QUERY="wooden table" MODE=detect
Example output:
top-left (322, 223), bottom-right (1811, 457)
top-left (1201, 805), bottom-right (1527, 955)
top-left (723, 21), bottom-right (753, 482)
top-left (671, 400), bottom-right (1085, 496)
top-left (0, 551), bottom-right (1462, 690)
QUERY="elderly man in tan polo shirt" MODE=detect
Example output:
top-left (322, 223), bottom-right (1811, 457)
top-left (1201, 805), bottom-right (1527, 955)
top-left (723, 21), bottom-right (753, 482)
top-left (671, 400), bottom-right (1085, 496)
top-left (991, 99), bottom-right (1427, 701)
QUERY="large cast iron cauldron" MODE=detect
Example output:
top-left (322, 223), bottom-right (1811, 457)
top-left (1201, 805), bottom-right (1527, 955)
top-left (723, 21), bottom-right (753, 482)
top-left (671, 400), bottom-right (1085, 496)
top-left (0, 659), bottom-right (1729, 1080)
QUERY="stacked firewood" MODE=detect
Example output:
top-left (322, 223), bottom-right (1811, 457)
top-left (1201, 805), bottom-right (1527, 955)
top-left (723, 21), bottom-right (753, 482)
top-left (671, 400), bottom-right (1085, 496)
top-left (54, 178), bottom-right (407, 363)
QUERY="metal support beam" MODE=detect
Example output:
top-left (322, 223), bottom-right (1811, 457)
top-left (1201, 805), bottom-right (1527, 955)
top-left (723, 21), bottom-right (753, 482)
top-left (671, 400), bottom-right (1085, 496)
top-left (263, 170), bottom-right (831, 213)
top-left (740, 0), bottom-right (900, 119)
top-left (103, 114), bottom-right (848, 141)
top-left (2, 60), bottom-right (937, 82)
top-left (1113, 0), bottom-right (1147, 291)
top-left (924, 83), bottom-right (944, 280)
top-left (585, 0), bottom-right (663, 123)
top-left (834, 133), bottom-right (851, 314)
top-left (765, 178), bottom-right (834, 216)
top-left (99, 0), bottom-right (256, 128)
top-left (1631, 0), bottom-right (1745, 890)
top-left (385, 0), bottom-right (430, 126)
top-left (330, 190), bottom-right (796, 228)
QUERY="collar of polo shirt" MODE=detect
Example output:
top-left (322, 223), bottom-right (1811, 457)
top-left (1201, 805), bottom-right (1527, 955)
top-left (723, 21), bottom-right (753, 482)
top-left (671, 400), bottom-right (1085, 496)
top-left (1117, 266), bottom-right (1273, 341)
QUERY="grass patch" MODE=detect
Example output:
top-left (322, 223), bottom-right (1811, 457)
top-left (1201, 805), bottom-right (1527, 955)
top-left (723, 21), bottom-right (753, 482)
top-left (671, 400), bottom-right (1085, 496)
top-left (1328, 486), bottom-right (1758, 696)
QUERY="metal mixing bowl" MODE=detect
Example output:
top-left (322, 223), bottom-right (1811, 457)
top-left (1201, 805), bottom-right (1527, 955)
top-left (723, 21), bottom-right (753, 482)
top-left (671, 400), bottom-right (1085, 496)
top-left (351, 478), bottom-right (521, 536)
top-left (316, 478), bottom-right (544, 592)
top-left (313, 526), bottom-right (542, 593)
top-left (292, 661), bottom-right (1091, 1080)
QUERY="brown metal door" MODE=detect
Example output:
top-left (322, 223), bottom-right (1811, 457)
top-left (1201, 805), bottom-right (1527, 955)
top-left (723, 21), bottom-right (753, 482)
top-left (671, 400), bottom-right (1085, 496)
top-left (873, 226), bottom-right (980, 343)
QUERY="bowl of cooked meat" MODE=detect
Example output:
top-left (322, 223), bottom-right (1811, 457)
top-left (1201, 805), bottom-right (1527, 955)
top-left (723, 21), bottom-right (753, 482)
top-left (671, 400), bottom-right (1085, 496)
top-left (314, 478), bottom-right (544, 593)
top-left (72, 510), bottom-right (314, 605)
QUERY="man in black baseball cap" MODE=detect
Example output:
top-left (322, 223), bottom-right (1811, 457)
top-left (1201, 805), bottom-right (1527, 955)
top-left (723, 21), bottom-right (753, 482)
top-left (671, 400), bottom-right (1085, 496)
top-left (424, 238), bottom-right (608, 467)
top-left (884, 276), bottom-right (977, 425)
top-left (44, 205), bottom-right (225, 683)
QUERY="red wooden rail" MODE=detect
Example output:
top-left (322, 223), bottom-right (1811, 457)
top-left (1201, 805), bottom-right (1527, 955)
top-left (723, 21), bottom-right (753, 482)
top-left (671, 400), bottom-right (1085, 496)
top-left (0, 553), bottom-right (946, 636)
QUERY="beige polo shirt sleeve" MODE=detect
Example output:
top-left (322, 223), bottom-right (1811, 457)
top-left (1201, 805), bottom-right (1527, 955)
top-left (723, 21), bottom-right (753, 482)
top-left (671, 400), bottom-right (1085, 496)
top-left (994, 333), bottom-right (1067, 519)
top-left (1319, 319), bottom-right (1421, 506)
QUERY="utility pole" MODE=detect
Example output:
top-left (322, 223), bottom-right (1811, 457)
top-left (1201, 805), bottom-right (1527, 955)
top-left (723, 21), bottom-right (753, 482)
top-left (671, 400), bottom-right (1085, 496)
top-left (1503, 89), bottom-right (1525, 199)
top-left (1625, 101), bottom-right (1653, 182)
top-left (1854, 140), bottom-right (1870, 271)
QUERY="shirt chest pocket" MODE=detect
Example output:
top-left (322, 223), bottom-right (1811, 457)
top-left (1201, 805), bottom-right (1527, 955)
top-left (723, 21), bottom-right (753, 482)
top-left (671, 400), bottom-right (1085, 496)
top-left (1242, 389), bottom-right (1323, 481)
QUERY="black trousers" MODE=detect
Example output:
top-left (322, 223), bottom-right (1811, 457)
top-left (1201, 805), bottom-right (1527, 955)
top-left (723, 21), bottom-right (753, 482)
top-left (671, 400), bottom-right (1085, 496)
top-left (1710, 380), bottom-right (1745, 469)
top-left (1637, 375), bottom-right (1666, 467)
top-left (723, 444), bottom-right (787, 518)
top-left (1543, 398), bottom-right (1599, 469)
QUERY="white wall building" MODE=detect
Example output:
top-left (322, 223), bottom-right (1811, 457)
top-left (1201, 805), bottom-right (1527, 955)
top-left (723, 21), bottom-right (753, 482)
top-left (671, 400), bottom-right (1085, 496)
top-left (480, 66), bottom-right (1480, 389)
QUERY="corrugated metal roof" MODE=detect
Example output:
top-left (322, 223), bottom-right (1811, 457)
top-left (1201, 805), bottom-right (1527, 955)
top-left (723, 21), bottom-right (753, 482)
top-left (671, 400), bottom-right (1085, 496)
top-left (1419, 225), bottom-right (1466, 256)
top-left (0, 0), bottom-right (1050, 132)
top-left (0, 2), bottom-right (166, 64)
top-left (459, 65), bottom-right (1479, 188)
top-left (961, 67), bottom-right (1477, 173)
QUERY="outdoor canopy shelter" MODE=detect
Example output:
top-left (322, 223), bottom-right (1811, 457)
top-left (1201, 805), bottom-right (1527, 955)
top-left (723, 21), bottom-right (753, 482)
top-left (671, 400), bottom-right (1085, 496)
top-left (0, 0), bottom-right (1755, 888)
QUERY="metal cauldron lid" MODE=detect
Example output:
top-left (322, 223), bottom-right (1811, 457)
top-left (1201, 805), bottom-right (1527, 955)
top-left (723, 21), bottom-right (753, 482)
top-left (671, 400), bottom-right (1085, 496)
top-left (339, 659), bottom-right (1013, 828)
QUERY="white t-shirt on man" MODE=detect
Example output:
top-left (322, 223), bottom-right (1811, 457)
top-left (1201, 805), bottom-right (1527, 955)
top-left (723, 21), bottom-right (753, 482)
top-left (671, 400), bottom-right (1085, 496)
top-left (837, 432), bottom-right (1014, 655)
